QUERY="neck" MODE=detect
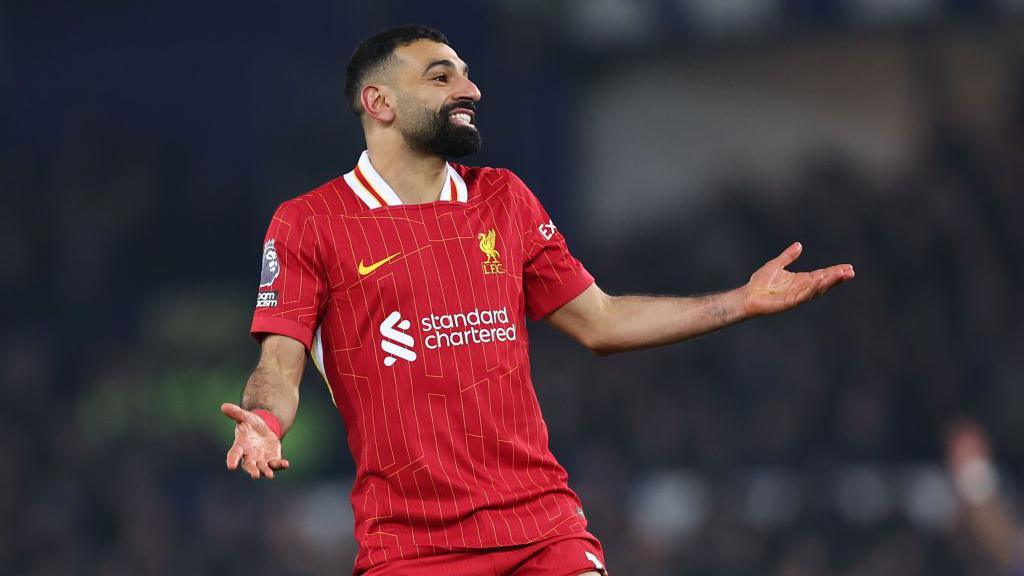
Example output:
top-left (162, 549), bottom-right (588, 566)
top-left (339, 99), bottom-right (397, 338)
top-left (365, 135), bottom-right (447, 205)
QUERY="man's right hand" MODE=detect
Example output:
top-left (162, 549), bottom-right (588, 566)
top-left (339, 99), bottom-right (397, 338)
top-left (222, 402), bottom-right (290, 479)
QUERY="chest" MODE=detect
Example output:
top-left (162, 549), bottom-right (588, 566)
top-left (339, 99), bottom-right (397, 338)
top-left (321, 201), bottom-right (527, 309)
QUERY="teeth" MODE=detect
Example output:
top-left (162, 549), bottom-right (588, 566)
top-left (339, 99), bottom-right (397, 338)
top-left (451, 112), bottom-right (472, 124)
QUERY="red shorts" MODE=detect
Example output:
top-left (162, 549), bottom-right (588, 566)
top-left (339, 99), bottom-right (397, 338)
top-left (359, 532), bottom-right (608, 576)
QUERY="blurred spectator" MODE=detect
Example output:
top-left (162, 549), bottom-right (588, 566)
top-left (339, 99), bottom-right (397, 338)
top-left (945, 419), bottom-right (1024, 575)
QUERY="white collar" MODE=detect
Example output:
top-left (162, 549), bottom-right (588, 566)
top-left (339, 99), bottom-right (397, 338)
top-left (343, 150), bottom-right (468, 209)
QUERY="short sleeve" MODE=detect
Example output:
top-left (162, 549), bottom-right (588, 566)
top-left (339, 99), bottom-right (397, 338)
top-left (510, 172), bottom-right (595, 319)
top-left (250, 199), bottom-right (326, 350)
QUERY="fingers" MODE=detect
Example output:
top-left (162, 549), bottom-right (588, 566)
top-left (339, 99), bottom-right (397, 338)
top-left (229, 449), bottom-right (287, 479)
top-left (774, 242), bottom-right (803, 268)
top-left (241, 453), bottom-right (263, 480)
top-left (786, 263), bottom-right (853, 307)
top-left (829, 263), bottom-right (855, 281)
top-left (257, 459), bottom-right (276, 480)
top-left (245, 456), bottom-right (288, 480)
top-left (227, 437), bottom-right (289, 479)
top-left (226, 442), bottom-right (244, 470)
top-left (221, 402), bottom-right (250, 424)
top-left (223, 403), bottom-right (271, 436)
top-left (817, 264), bottom-right (855, 293)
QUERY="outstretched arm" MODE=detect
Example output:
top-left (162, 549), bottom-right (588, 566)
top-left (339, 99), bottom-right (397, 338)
top-left (547, 242), bottom-right (854, 355)
top-left (221, 334), bottom-right (306, 479)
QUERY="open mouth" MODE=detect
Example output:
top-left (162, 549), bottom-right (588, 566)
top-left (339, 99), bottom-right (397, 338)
top-left (449, 108), bottom-right (475, 127)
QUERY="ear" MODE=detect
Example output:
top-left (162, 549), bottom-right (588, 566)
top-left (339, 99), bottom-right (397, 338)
top-left (360, 84), bottom-right (395, 123)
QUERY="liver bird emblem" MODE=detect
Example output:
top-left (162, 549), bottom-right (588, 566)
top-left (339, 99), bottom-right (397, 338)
top-left (478, 229), bottom-right (500, 263)
top-left (478, 229), bottom-right (504, 274)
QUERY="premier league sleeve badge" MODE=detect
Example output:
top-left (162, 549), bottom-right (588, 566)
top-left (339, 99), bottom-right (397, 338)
top-left (259, 239), bottom-right (280, 288)
top-left (256, 239), bottom-right (280, 308)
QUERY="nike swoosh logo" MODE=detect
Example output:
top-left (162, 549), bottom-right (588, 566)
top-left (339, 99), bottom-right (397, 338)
top-left (358, 252), bottom-right (402, 276)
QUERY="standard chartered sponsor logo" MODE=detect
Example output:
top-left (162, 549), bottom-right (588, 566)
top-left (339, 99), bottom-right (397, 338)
top-left (380, 311), bottom-right (417, 366)
top-left (420, 307), bottom-right (517, 350)
top-left (379, 307), bottom-right (516, 365)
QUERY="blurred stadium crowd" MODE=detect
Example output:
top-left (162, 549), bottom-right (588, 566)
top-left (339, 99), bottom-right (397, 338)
top-left (4, 1), bottom-right (1024, 575)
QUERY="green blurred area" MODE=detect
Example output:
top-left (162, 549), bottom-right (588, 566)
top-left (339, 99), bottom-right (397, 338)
top-left (75, 286), bottom-right (344, 478)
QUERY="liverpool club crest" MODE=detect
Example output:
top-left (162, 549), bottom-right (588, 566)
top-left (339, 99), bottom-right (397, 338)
top-left (477, 229), bottom-right (504, 275)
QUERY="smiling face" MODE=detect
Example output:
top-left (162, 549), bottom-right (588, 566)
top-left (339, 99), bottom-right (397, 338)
top-left (386, 39), bottom-right (483, 157)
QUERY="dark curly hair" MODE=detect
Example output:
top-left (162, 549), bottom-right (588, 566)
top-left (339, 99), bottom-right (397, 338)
top-left (344, 25), bottom-right (450, 116)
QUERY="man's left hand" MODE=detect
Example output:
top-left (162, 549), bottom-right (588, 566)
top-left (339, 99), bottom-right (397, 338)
top-left (743, 242), bottom-right (854, 316)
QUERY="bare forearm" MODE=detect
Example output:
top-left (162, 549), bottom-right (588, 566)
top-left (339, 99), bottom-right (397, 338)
top-left (241, 367), bottom-right (297, 427)
top-left (587, 288), bottom-right (749, 355)
top-left (550, 245), bottom-right (853, 355)
top-left (241, 337), bottom-right (304, 433)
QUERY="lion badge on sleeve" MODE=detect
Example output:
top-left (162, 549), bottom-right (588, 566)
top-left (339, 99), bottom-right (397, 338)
top-left (259, 239), bottom-right (280, 287)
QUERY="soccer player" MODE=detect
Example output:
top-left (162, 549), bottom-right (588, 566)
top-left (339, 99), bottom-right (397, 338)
top-left (221, 25), bottom-right (854, 576)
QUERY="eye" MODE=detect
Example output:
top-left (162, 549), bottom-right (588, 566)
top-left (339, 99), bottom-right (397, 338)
top-left (433, 73), bottom-right (448, 83)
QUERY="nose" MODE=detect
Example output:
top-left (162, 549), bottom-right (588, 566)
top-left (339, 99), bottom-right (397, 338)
top-left (455, 76), bottom-right (482, 103)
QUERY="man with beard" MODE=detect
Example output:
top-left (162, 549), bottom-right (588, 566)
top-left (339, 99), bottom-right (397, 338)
top-left (221, 25), bottom-right (855, 576)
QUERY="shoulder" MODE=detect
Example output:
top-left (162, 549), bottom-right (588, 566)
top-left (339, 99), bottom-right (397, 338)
top-left (271, 175), bottom-right (355, 222)
top-left (450, 163), bottom-right (532, 200)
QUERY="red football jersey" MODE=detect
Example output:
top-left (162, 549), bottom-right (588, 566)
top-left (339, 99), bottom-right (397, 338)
top-left (251, 151), bottom-right (595, 573)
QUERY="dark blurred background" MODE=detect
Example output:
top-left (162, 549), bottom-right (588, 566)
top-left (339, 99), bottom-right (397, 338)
top-left (4, 0), bottom-right (1024, 574)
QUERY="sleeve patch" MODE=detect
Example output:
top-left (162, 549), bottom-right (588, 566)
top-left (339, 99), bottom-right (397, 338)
top-left (538, 219), bottom-right (557, 240)
top-left (255, 291), bottom-right (278, 308)
top-left (259, 239), bottom-right (280, 287)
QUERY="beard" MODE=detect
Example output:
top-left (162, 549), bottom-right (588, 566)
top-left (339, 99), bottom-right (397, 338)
top-left (399, 100), bottom-right (481, 158)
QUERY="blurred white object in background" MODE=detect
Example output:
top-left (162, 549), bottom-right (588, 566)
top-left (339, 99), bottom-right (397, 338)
top-left (630, 469), bottom-right (710, 547)
top-left (741, 467), bottom-right (801, 528)
top-left (564, 0), bottom-right (656, 46)
top-left (836, 464), bottom-right (892, 525)
top-left (297, 480), bottom-right (355, 552)
top-left (677, 0), bottom-right (778, 37)
top-left (901, 465), bottom-right (957, 531)
top-left (848, 0), bottom-right (936, 23)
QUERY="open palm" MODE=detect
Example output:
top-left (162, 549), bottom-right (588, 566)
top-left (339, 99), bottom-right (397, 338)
top-left (222, 403), bottom-right (290, 480)
top-left (744, 242), bottom-right (854, 316)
